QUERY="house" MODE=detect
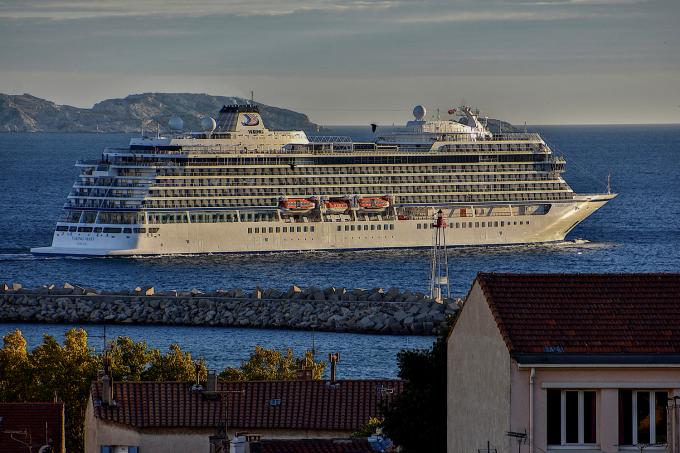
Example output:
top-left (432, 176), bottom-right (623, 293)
top-left (447, 273), bottom-right (680, 453)
top-left (258, 438), bottom-right (375, 453)
top-left (231, 435), bottom-right (392, 453)
top-left (0, 402), bottom-right (65, 453)
top-left (85, 379), bottom-right (402, 453)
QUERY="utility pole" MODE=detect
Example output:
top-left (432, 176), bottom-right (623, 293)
top-left (430, 209), bottom-right (450, 303)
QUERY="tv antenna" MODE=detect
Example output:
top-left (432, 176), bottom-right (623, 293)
top-left (506, 430), bottom-right (527, 453)
top-left (89, 325), bottom-right (109, 354)
top-left (310, 328), bottom-right (317, 361)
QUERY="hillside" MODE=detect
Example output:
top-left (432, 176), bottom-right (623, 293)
top-left (0, 93), bottom-right (319, 133)
top-left (0, 92), bottom-right (517, 134)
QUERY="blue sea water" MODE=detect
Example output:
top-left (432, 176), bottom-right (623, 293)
top-left (0, 125), bottom-right (679, 377)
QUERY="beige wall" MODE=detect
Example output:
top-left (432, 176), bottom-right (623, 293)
top-left (85, 400), bottom-right (142, 453)
top-left (447, 282), bottom-right (512, 453)
top-left (85, 396), bottom-right (354, 453)
top-left (510, 363), bottom-right (680, 453)
top-left (446, 283), bottom-right (680, 453)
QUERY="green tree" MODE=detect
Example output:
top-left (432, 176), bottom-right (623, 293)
top-left (1, 332), bottom-right (318, 452)
top-left (107, 336), bottom-right (153, 381)
top-left (219, 346), bottom-right (325, 381)
top-left (142, 343), bottom-right (206, 381)
top-left (382, 324), bottom-right (449, 453)
top-left (0, 330), bottom-right (30, 401)
top-left (29, 328), bottom-right (99, 453)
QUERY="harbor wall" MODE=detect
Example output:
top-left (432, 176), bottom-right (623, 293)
top-left (0, 284), bottom-right (459, 335)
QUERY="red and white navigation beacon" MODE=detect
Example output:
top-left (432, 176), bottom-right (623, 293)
top-left (429, 209), bottom-right (451, 303)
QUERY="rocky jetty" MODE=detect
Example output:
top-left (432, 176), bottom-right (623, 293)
top-left (0, 283), bottom-right (460, 335)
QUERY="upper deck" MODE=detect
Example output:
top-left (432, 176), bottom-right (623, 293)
top-left (110, 103), bottom-right (541, 160)
top-left (99, 133), bottom-right (547, 162)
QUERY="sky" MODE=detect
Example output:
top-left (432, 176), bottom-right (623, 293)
top-left (0, 0), bottom-right (678, 125)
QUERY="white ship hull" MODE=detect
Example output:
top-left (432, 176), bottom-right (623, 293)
top-left (31, 195), bottom-right (614, 256)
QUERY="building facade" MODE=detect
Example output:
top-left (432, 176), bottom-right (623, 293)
top-left (0, 402), bottom-right (65, 453)
top-left (447, 273), bottom-right (680, 453)
top-left (85, 379), bottom-right (402, 453)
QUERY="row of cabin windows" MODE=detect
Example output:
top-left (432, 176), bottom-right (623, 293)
top-left (153, 163), bottom-right (555, 177)
top-left (73, 188), bottom-right (143, 197)
top-left (148, 182), bottom-right (568, 197)
top-left (152, 173), bottom-right (557, 188)
top-left (336, 224), bottom-right (395, 232)
top-left (56, 226), bottom-right (159, 234)
top-left (68, 191), bottom-right (569, 211)
top-left (546, 389), bottom-right (668, 447)
top-left (144, 185), bottom-right (569, 202)
top-left (139, 192), bottom-right (569, 210)
top-left (115, 169), bottom-right (153, 177)
top-left (61, 212), bottom-right (140, 224)
top-left (180, 153), bottom-right (549, 166)
top-left (76, 178), bottom-right (150, 189)
top-left (417, 220), bottom-right (530, 229)
top-left (128, 153), bottom-right (550, 169)
top-left (247, 226), bottom-right (316, 234)
top-left (146, 212), bottom-right (241, 224)
top-left (438, 142), bottom-right (545, 152)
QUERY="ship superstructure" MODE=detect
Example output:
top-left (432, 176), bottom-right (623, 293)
top-left (31, 104), bottom-right (615, 256)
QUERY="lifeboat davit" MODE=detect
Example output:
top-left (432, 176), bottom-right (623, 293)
top-left (280, 198), bottom-right (315, 211)
top-left (358, 196), bottom-right (390, 210)
top-left (323, 199), bottom-right (350, 213)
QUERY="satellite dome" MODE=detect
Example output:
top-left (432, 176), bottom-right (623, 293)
top-left (168, 116), bottom-right (184, 131)
top-left (412, 105), bottom-right (426, 121)
top-left (200, 116), bottom-right (217, 132)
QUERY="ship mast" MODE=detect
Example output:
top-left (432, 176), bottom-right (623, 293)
top-left (430, 209), bottom-right (450, 303)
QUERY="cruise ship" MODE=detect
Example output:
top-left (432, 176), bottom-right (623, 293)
top-left (31, 104), bottom-right (615, 256)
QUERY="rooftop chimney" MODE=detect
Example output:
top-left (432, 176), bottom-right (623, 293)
top-left (207, 370), bottom-right (217, 392)
top-left (328, 352), bottom-right (340, 382)
top-left (296, 359), bottom-right (312, 380)
top-left (101, 352), bottom-right (114, 405)
top-left (101, 375), bottom-right (113, 406)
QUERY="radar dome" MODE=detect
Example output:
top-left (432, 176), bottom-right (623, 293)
top-left (200, 116), bottom-right (217, 132)
top-left (168, 116), bottom-right (184, 131)
top-left (412, 105), bottom-right (426, 120)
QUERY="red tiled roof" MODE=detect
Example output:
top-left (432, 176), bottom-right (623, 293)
top-left (260, 438), bottom-right (373, 453)
top-left (475, 273), bottom-right (680, 355)
top-left (92, 380), bottom-right (402, 430)
top-left (0, 402), bottom-right (65, 453)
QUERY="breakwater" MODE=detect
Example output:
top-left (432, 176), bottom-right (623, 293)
top-left (0, 283), bottom-right (459, 335)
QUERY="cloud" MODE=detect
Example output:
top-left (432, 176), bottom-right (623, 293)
top-left (516, 0), bottom-right (647, 4)
top-left (390, 9), bottom-right (599, 23)
top-left (0, 0), bottom-right (399, 20)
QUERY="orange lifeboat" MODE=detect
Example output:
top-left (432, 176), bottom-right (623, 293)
top-left (358, 196), bottom-right (390, 210)
top-left (280, 198), bottom-right (315, 211)
top-left (323, 199), bottom-right (350, 213)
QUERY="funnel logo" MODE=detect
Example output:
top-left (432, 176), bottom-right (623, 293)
top-left (241, 113), bottom-right (260, 127)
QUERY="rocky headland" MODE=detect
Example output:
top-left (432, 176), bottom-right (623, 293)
top-left (0, 93), bottom-right (318, 133)
top-left (0, 283), bottom-right (460, 336)
top-left (0, 92), bottom-right (516, 134)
